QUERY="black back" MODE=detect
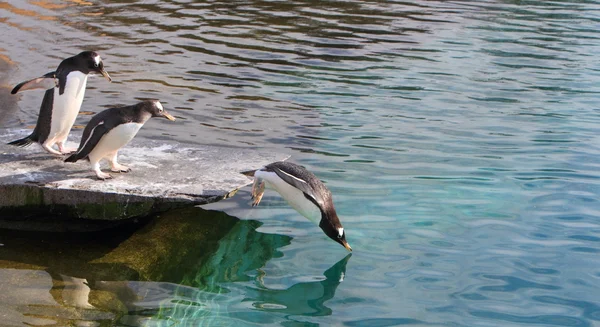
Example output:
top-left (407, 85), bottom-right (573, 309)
top-left (8, 51), bottom-right (108, 147)
top-left (264, 161), bottom-right (332, 209)
top-left (263, 161), bottom-right (349, 249)
top-left (31, 88), bottom-right (55, 143)
top-left (65, 102), bottom-right (154, 162)
top-left (35, 52), bottom-right (103, 143)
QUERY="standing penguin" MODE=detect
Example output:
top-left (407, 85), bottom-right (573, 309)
top-left (242, 161), bottom-right (352, 251)
top-left (65, 100), bottom-right (175, 180)
top-left (8, 51), bottom-right (112, 155)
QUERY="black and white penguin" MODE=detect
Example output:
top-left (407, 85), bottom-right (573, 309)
top-left (8, 51), bottom-right (112, 155)
top-left (243, 161), bottom-right (352, 251)
top-left (64, 100), bottom-right (175, 180)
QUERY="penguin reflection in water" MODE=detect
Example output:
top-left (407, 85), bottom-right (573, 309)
top-left (243, 162), bottom-right (352, 251)
top-left (8, 51), bottom-right (112, 155)
top-left (65, 100), bottom-right (176, 180)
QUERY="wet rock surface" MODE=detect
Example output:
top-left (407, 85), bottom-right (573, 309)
top-left (0, 129), bottom-right (285, 224)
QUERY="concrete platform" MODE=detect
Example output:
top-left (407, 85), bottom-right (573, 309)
top-left (0, 129), bottom-right (285, 223)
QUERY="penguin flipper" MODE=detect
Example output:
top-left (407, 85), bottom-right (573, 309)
top-left (268, 164), bottom-right (321, 205)
top-left (11, 72), bottom-right (56, 94)
top-left (240, 169), bottom-right (256, 177)
top-left (65, 122), bottom-right (109, 163)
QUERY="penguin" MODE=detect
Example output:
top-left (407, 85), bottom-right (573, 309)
top-left (242, 161), bottom-right (352, 251)
top-left (64, 100), bottom-right (176, 180)
top-left (8, 51), bottom-right (112, 155)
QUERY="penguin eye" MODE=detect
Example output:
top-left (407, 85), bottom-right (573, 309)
top-left (337, 234), bottom-right (342, 239)
top-left (93, 63), bottom-right (99, 68)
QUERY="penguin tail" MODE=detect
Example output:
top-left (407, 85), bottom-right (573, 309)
top-left (7, 134), bottom-right (36, 148)
top-left (241, 169), bottom-right (256, 177)
top-left (64, 153), bottom-right (80, 163)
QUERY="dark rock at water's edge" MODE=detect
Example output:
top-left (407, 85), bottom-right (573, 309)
top-left (0, 129), bottom-right (286, 228)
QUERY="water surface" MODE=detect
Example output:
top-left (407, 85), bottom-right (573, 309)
top-left (1, 0), bottom-right (600, 326)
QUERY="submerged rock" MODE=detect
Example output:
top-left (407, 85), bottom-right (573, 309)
top-left (0, 207), bottom-right (293, 325)
top-left (0, 129), bottom-right (285, 226)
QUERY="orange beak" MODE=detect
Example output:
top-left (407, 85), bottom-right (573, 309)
top-left (163, 112), bottom-right (176, 121)
top-left (342, 240), bottom-right (352, 252)
top-left (99, 68), bottom-right (112, 82)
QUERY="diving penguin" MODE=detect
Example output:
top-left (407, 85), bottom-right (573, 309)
top-left (8, 51), bottom-right (112, 155)
top-left (243, 161), bottom-right (352, 251)
top-left (64, 100), bottom-right (175, 180)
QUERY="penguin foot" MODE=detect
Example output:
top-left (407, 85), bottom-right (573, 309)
top-left (57, 142), bottom-right (77, 154)
top-left (42, 144), bottom-right (63, 156)
top-left (251, 180), bottom-right (265, 207)
top-left (110, 164), bottom-right (131, 173)
top-left (251, 195), bottom-right (264, 207)
top-left (96, 172), bottom-right (113, 180)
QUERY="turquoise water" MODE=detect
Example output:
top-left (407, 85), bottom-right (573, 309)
top-left (1, 0), bottom-right (600, 326)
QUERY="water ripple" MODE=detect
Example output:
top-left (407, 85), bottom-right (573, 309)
top-left (1, 0), bottom-right (600, 326)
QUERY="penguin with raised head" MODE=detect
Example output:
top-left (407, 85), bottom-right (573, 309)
top-left (65, 100), bottom-right (175, 180)
top-left (8, 51), bottom-right (112, 155)
top-left (243, 161), bottom-right (352, 251)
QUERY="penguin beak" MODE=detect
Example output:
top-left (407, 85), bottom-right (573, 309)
top-left (163, 112), bottom-right (176, 121)
top-left (99, 69), bottom-right (112, 82)
top-left (342, 240), bottom-right (352, 252)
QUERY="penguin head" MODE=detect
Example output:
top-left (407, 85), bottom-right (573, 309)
top-left (77, 51), bottom-right (112, 82)
top-left (142, 100), bottom-right (176, 121)
top-left (319, 211), bottom-right (352, 252)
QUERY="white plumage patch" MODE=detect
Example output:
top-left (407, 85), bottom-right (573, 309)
top-left (47, 71), bottom-right (88, 144)
top-left (277, 168), bottom-right (309, 185)
top-left (155, 101), bottom-right (163, 111)
top-left (255, 169), bottom-right (321, 225)
top-left (88, 123), bottom-right (143, 163)
top-left (338, 228), bottom-right (344, 238)
top-left (94, 55), bottom-right (100, 66)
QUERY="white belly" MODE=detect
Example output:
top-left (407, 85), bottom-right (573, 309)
top-left (88, 123), bottom-right (143, 162)
top-left (256, 170), bottom-right (322, 225)
top-left (48, 71), bottom-right (88, 142)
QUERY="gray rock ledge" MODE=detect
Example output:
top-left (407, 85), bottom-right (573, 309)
top-left (0, 129), bottom-right (285, 222)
